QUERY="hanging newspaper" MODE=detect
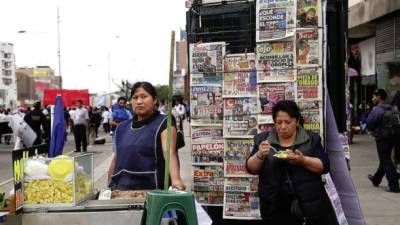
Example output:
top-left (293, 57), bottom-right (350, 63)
top-left (339, 133), bottom-right (350, 160)
top-left (298, 100), bottom-right (323, 134)
top-left (258, 82), bottom-right (295, 124)
top-left (224, 139), bottom-right (255, 177)
top-left (192, 141), bottom-right (224, 165)
top-left (193, 165), bottom-right (225, 206)
top-left (256, 0), bottom-right (296, 42)
top-left (223, 97), bottom-right (259, 138)
top-left (297, 0), bottom-right (321, 28)
top-left (191, 126), bottom-right (224, 142)
top-left (190, 42), bottom-right (225, 86)
top-left (297, 67), bottom-right (322, 101)
top-left (223, 53), bottom-right (257, 97)
top-left (296, 29), bottom-right (321, 67)
top-left (324, 174), bottom-right (349, 225)
top-left (256, 41), bottom-right (296, 82)
top-left (223, 177), bottom-right (261, 219)
top-left (191, 86), bottom-right (224, 125)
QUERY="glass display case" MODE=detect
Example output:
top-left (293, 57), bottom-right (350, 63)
top-left (22, 153), bottom-right (94, 208)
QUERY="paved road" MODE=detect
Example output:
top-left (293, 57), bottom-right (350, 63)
top-left (350, 134), bottom-right (400, 225)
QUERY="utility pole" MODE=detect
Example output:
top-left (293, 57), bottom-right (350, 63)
top-left (57, 5), bottom-right (62, 88)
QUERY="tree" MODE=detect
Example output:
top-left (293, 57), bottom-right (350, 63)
top-left (116, 79), bottom-right (133, 101)
top-left (154, 85), bottom-right (169, 102)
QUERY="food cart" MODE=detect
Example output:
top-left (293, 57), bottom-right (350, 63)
top-left (6, 145), bottom-right (146, 225)
top-left (7, 199), bottom-right (144, 225)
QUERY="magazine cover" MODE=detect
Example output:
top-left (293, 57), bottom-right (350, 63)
top-left (193, 165), bottom-right (225, 206)
top-left (223, 53), bottom-right (257, 97)
top-left (191, 86), bottom-right (224, 125)
top-left (192, 141), bottom-right (224, 165)
top-left (258, 82), bottom-right (295, 124)
top-left (298, 100), bottom-right (323, 134)
top-left (223, 177), bottom-right (261, 219)
top-left (258, 123), bottom-right (275, 132)
top-left (191, 126), bottom-right (224, 142)
top-left (224, 139), bottom-right (255, 177)
top-left (256, 41), bottom-right (296, 82)
top-left (297, 0), bottom-right (321, 28)
top-left (296, 29), bottom-right (320, 67)
top-left (223, 97), bottom-right (259, 138)
top-left (256, 0), bottom-right (296, 42)
top-left (339, 133), bottom-right (350, 160)
top-left (297, 67), bottom-right (322, 100)
top-left (190, 42), bottom-right (225, 86)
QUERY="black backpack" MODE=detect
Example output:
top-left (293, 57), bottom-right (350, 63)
top-left (381, 109), bottom-right (400, 139)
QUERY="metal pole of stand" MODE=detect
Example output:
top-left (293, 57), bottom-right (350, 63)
top-left (164, 31), bottom-right (176, 190)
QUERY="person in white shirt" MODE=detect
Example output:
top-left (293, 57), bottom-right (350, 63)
top-left (173, 100), bottom-right (185, 132)
top-left (101, 106), bottom-right (110, 133)
top-left (72, 100), bottom-right (89, 152)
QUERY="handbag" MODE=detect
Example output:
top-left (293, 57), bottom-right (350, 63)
top-left (286, 168), bottom-right (304, 219)
top-left (176, 130), bottom-right (185, 149)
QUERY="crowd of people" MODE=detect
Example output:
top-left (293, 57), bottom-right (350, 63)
top-left (2, 87), bottom-right (191, 156)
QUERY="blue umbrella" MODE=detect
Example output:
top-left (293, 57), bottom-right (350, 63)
top-left (49, 95), bottom-right (66, 157)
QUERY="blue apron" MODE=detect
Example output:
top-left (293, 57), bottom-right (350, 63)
top-left (109, 114), bottom-right (166, 190)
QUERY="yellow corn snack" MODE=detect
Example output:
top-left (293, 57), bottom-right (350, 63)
top-left (273, 150), bottom-right (292, 159)
top-left (24, 180), bottom-right (73, 204)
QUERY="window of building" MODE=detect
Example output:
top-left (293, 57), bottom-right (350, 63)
top-left (4, 62), bottom-right (12, 68)
top-left (4, 70), bottom-right (12, 76)
top-left (4, 53), bottom-right (12, 58)
top-left (2, 78), bottom-right (12, 86)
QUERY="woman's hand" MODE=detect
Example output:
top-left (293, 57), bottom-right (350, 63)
top-left (171, 179), bottom-right (186, 190)
top-left (257, 140), bottom-right (272, 160)
top-left (286, 150), bottom-right (306, 166)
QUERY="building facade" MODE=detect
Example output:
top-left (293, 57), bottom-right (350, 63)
top-left (16, 66), bottom-right (61, 106)
top-left (348, 0), bottom-right (400, 124)
top-left (0, 42), bottom-right (18, 109)
top-left (175, 30), bottom-right (189, 100)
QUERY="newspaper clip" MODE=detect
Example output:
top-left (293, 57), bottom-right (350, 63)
top-left (223, 48), bottom-right (231, 59)
top-left (194, 40), bottom-right (203, 47)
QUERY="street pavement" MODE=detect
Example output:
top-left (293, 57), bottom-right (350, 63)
top-left (1, 123), bottom-right (399, 225)
top-left (349, 134), bottom-right (400, 225)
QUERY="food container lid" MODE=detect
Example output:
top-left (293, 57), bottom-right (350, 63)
top-left (48, 155), bottom-right (73, 180)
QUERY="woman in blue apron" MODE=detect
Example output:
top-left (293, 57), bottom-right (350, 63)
top-left (108, 81), bottom-right (185, 190)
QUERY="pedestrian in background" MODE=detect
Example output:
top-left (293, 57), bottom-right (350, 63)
top-left (72, 100), bottom-right (89, 152)
top-left (23, 101), bottom-right (46, 146)
top-left (109, 97), bottom-right (132, 151)
top-left (158, 99), bottom-right (167, 115)
top-left (367, 89), bottom-right (399, 192)
top-left (101, 106), bottom-right (110, 133)
top-left (391, 91), bottom-right (400, 174)
top-left (63, 107), bottom-right (71, 141)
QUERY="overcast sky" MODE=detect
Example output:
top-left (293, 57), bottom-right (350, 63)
top-left (0, 0), bottom-right (187, 94)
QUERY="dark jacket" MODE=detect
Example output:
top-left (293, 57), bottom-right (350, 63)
top-left (366, 103), bottom-right (391, 138)
top-left (246, 127), bottom-right (332, 222)
top-left (23, 108), bottom-right (46, 138)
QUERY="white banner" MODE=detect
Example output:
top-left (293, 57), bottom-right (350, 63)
top-left (359, 37), bottom-right (375, 76)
